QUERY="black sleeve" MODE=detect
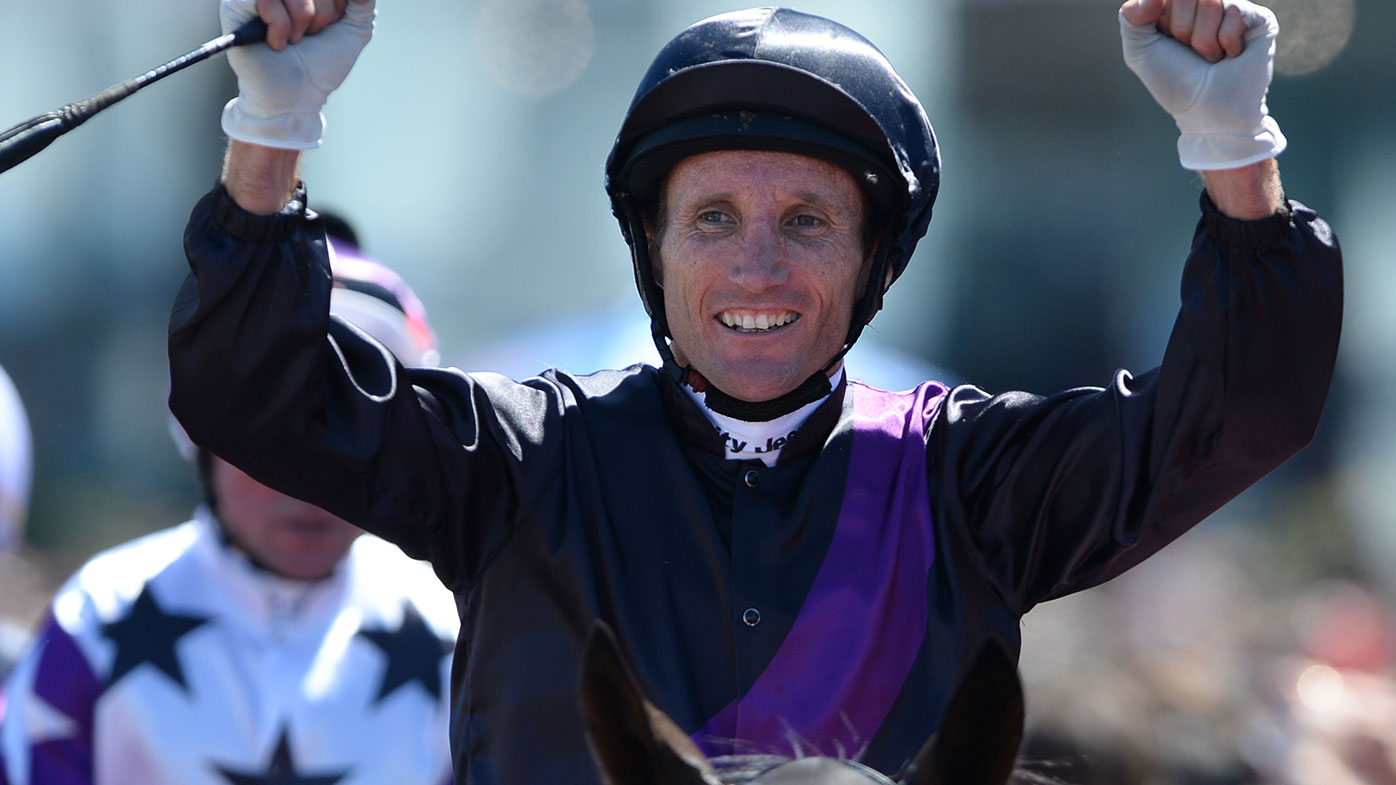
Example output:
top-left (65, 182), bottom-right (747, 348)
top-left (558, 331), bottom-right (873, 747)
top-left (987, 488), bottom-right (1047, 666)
top-left (930, 194), bottom-right (1343, 613)
top-left (167, 183), bottom-right (564, 591)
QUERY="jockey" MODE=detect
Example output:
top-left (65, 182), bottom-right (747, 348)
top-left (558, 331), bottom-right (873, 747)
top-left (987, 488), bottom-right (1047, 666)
top-left (167, 1), bottom-right (1341, 782)
top-left (0, 233), bottom-right (457, 785)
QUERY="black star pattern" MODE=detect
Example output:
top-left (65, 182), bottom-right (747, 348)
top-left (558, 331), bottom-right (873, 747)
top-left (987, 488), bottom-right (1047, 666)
top-left (356, 604), bottom-right (451, 705)
top-left (214, 726), bottom-right (350, 785)
top-left (100, 583), bottom-right (210, 692)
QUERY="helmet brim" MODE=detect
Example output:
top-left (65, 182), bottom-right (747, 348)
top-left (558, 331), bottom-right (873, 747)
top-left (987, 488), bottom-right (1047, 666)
top-left (617, 110), bottom-right (901, 214)
top-left (609, 60), bottom-right (903, 210)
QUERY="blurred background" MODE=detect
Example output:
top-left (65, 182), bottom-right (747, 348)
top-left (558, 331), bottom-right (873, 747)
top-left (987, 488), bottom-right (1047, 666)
top-left (0, 0), bottom-right (1392, 782)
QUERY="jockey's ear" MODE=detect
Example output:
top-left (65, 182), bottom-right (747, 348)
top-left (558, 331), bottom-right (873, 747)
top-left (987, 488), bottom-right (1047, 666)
top-left (579, 621), bottom-right (722, 785)
top-left (896, 640), bottom-right (1024, 785)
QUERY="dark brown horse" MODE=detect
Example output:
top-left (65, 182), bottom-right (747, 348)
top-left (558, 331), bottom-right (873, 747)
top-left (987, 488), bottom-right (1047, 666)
top-left (579, 623), bottom-right (1026, 785)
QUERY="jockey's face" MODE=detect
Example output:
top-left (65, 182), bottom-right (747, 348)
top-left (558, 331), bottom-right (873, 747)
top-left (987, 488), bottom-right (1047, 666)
top-left (209, 457), bottom-right (361, 580)
top-left (651, 150), bottom-right (871, 402)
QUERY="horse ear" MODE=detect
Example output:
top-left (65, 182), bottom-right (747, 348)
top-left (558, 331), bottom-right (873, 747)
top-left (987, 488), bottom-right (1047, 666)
top-left (896, 640), bottom-right (1024, 785)
top-left (579, 620), bottom-right (722, 785)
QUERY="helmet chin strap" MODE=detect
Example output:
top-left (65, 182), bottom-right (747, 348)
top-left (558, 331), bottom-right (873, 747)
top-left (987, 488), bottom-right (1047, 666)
top-left (651, 321), bottom-right (848, 423)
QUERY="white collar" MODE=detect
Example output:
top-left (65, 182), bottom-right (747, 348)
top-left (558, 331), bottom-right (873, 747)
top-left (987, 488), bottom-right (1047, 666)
top-left (683, 366), bottom-right (843, 466)
top-left (193, 508), bottom-right (347, 628)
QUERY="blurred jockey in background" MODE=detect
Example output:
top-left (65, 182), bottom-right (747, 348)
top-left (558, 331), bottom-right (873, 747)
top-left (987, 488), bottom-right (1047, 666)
top-left (0, 217), bottom-right (457, 785)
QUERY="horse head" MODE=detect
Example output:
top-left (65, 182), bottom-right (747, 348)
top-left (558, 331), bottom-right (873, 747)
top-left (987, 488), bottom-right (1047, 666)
top-left (578, 622), bottom-right (1024, 785)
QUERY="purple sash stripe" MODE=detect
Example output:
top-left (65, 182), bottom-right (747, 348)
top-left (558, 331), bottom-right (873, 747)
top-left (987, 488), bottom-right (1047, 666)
top-left (29, 738), bottom-right (93, 785)
top-left (695, 382), bottom-right (945, 757)
top-left (31, 615), bottom-right (100, 737)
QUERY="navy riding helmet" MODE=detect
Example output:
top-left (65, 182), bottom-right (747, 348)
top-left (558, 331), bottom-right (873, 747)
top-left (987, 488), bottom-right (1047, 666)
top-left (604, 7), bottom-right (940, 417)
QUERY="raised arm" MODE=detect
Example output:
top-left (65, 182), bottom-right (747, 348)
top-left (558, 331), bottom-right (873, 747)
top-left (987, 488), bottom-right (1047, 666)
top-left (1120, 0), bottom-right (1287, 219)
top-left (172, 0), bottom-right (559, 590)
top-left (931, 0), bottom-right (1341, 613)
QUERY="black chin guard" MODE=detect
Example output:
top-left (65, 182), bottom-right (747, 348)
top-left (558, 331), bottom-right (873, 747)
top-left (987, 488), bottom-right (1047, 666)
top-left (698, 369), bottom-right (835, 422)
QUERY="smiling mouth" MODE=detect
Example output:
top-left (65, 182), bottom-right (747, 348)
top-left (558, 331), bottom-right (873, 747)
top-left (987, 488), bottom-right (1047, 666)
top-left (718, 311), bottom-right (801, 333)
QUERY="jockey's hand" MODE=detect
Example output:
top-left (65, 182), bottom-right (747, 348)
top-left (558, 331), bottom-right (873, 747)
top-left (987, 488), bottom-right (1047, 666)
top-left (1120, 0), bottom-right (1286, 170)
top-left (219, 0), bottom-right (377, 150)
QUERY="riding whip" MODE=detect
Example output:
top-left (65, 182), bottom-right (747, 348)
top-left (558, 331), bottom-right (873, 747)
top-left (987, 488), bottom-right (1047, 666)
top-left (0, 17), bottom-right (268, 176)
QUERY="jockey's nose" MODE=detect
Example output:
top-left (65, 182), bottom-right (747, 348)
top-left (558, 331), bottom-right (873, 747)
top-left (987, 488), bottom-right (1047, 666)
top-left (729, 221), bottom-right (788, 292)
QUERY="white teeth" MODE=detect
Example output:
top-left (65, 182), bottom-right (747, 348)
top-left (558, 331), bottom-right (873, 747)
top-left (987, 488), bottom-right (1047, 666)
top-left (720, 311), bottom-right (800, 331)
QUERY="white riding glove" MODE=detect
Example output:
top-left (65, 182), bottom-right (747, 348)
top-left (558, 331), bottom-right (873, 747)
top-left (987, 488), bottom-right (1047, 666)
top-left (1120, 0), bottom-right (1286, 171)
top-left (219, 0), bottom-right (377, 150)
